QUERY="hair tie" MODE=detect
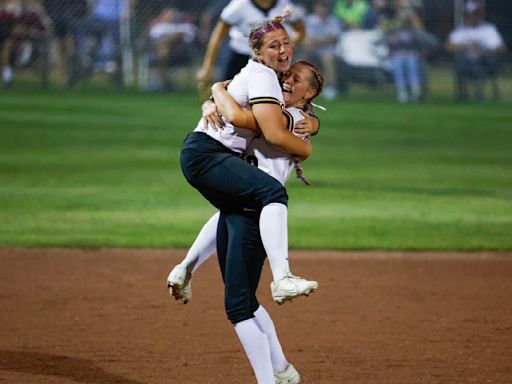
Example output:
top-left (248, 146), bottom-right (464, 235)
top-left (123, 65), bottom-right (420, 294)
top-left (283, 5), bottom-right (293, 20)
top-left (311, 102), bottom-right (327, 111)
top-left (273, 5), bottom-right (293, 23)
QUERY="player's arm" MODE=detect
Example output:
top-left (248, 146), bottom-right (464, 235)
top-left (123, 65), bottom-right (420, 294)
top-left (211, 82), bottom-right (258, 130)
top-left (211, 82), bottom-right (292, 133)
top-left (196, 21), bottom-right (230, 91)
top-left (290, 19), bottom-right (306, 46)
top-left (252, 103), bottom-right (312, 160)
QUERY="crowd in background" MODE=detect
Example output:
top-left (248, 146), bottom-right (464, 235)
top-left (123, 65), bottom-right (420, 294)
top-left (0, 0), bottom-right (508, 102)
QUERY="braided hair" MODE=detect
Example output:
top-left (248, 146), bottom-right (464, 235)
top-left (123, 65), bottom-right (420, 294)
top-left (294, 60), bottom-right (324, 112)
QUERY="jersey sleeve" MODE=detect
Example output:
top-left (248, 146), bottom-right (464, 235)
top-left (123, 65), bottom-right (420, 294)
top-left (448, 29), bottom-right (463, 45)
top-left (485, 25), bottom-right (504, 50)
top-left (220, 0), bottom-right (242, 26)
top-left (282, 109), bottom-right (294, 132)
top-left (247, 66), bottom-right (283, 107)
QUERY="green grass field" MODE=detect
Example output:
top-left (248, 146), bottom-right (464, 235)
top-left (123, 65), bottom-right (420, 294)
top-left (1, 87), bottom-right (511, 250)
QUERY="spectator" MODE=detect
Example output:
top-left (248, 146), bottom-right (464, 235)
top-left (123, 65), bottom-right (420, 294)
top-left (446, 1), bottom-right (506, 101)
top-left (70, 0), bottom-right (135, 88)
top-left (384, 8), bottom-right (436, 103)
top-left (334, 0), bottom-right (375, 30)
top-left (395, 0), bottom-right (424, 24)
top-left (196, 0), bottom-right (306, 98)
top-left (1, 0), bottom-right (47, 86)
top-left (196, 0), bottom-right (230, 49)
top-left (148, 7), bottom-right (197, 91)
top-left (302, 0), bottom-right (342, 100)
top-left (376, 0), bottom-right (424, 30)
top-left (42, 0), bottom-right (88, 85)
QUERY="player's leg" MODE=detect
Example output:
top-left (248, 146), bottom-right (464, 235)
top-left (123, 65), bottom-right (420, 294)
top-left (253, 305), bottom-right (288, 374)
top-left (254, 305), bottom-right (301, 383)
top-left (194, 157), bottom-right (318, 304)
top-left (181, 132), bottom-right (318, 304)
top-left (238, 211), bottom-right (301, 383)
top-left (217, 212), bottom-right (275, 383)
top-left (260, 202), bottom-right (318, 305)
top-left (166, 212), bottom-right (219, 303)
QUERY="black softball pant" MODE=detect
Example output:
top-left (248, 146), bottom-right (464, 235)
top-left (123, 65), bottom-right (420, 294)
top-left (223, 51), bottom-right (250, 81)
top-left (217, 211), bottom-right (265, 324)
top-left (180, 132), bottom-right (288, 212)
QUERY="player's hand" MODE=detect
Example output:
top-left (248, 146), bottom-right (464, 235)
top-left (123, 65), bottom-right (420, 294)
top-left (212, 80), bottom-right (230, 90)
top-left (201, 100), bottom-right (224, 131)
top-left (293, 111), bottom-right (319, 137)
top-left (197, 68), bottom-right (212, 93)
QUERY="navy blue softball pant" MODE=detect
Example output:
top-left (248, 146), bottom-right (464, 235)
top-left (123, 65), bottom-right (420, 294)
top-left (217, 210), bottom-right (266, 324)
top-left (180, 132), bottom-right (288, 213)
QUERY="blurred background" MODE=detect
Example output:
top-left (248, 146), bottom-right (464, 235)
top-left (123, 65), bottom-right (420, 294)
top-left (1, 0), bottom-right (510, 102)
top-left (1, 0), bottom-right (511, 250)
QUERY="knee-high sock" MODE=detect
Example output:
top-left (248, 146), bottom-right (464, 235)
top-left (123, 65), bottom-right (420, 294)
top-left (259, 203), bottom-right (289, 281)
top-left (234, 318), bottom-right (275, 384)
top-left (254, 305), bottom-right (289, 374)
top-left (180, 212), bottom-right (219, 274)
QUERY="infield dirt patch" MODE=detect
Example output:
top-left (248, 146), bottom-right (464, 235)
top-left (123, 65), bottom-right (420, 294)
top-left (1, 248), bottom-right (511, 383)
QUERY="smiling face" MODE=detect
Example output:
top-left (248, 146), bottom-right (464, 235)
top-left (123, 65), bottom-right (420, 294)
top-left (281, 62), bottom-right (319, 108)
top-left (253, 28), bottom-right (293, 74)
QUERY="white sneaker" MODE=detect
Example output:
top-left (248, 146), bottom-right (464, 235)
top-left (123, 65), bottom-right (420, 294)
top-left (271, 272), bottom-right (318, 305)
top-left (275, 364), bottom-right (300, 384)
top-left (167, 264), bottom-right (192, 304)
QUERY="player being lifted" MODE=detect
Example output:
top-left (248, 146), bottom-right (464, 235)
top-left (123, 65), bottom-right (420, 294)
top-left (168, 59), bottom-right (324, 305)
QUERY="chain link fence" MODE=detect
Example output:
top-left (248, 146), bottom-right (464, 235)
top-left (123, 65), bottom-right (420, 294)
top-left (1, 0), bottom-right (510, 101)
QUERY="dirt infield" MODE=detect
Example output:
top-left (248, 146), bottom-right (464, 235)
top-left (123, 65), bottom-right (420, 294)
top-left (1, 248), bottom-right (511, 384)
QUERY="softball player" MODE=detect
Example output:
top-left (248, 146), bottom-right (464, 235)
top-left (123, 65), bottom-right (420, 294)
top-left (216, 60), bottom-right (324, 383)
top-left (177, 18), bottom-right (318, 306)
top-left (197, 0), bottom-right (305, 94)
top-left (169, 61), bottom-right (324, 383)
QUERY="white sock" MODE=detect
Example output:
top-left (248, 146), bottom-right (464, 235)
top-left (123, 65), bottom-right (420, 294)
top-left (234, 318), bottom-right (275, 384)
top-left (254, 306), bottom-right (288, 374)
top-left (181, 212), bottom-right (219, 274)
top-left (259, 203), bottom-right (289, 281)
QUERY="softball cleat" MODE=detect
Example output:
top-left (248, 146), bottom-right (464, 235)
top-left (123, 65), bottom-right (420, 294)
top-left (275, 363), bottom-right (301, 384)
top-left (167, 264), bottom-right (192, 304)
top-left (271, 272), bottom-right (318, 305)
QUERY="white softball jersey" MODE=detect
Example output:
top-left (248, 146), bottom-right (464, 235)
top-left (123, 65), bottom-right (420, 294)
top-left (194, 59), bottom-right (284, 153)
top-left (449, 22), bottom-right (504, 51)
top-left (246, 106), bottom-right (304, 186)
top-left (220, 0), bottom-right (301, 56)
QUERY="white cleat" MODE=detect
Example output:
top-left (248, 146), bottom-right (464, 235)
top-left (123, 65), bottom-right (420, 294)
top-left (271, 272), bottom-right (318, 305)
top-left (167, 264), bottom-right (192, 304)
top-left (275, 364), bottom-right (300, 384)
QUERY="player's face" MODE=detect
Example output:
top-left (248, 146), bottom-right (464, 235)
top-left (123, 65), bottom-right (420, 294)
top-left (282, 63), bottom-right (317, 107)
top-left (255, 29), bottom-right (293, 73)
